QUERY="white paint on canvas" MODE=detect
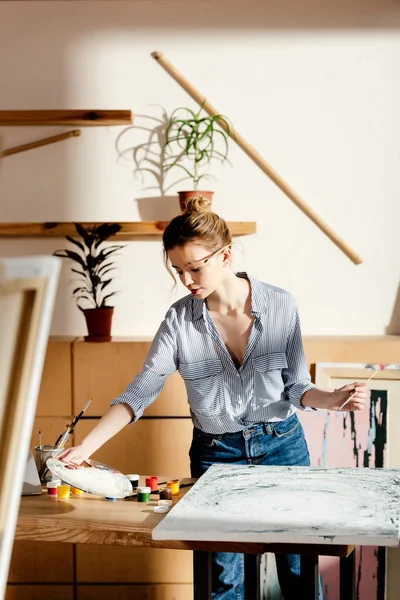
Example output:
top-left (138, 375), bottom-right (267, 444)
top-left (153, 464), bottom-right (400, 547)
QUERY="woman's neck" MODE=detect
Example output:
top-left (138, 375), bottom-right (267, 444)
top-left (206, 272), bottom-right (251, 316)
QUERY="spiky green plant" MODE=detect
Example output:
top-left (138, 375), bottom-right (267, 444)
top-left (162, 106), bottom-right (231, 189)
top-left (54, 223), bottom-right (123, 310)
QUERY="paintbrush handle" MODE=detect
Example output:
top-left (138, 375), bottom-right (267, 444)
top-left (55, 427), bottom-right (72, 449)
top-left (70, 399), bottom-right (92, 429)
top-left (338, 392), bottom-right (356, 412)
top-left (53, 425), bottom-right (69, 448)
top-left (338, 370), bottom-right (378, 411)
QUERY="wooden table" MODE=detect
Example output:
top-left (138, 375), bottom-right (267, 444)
top-left (15, 479), bottom-right (357, 600)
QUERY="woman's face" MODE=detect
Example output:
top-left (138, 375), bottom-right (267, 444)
top-left (168, 242), bottom-right (230, 299)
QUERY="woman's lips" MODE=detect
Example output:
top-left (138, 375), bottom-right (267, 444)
top-left (190, 288), bottom-right (201, 295)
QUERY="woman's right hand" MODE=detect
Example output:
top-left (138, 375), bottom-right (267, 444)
top-left (56, 445), bottom-right (90, 467)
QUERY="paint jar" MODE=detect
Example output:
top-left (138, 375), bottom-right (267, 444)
top-left (158, 499), bottom-right (173, 507)
top-left (154, 505), bottom-right (169, 514)
top-left (56, 484), bottom-right (70, 499)
top-left (34, 445), bottom-right (63, 483)
top-left (137, 486), bottom-right (151, 502)
top-left (166, 480), bottom-right (180, 496)
top-left (71, 486), bottom-right (83, 496)
top-left (126, 474), bottom-right (140, 489)
top-left (46, 479), bottom-right (61, 496)
top-left (159, 487), bottom-right (172, 500)
top-left (145, 476), bottom-right (158, 491)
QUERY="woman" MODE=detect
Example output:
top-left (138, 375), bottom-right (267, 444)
top-left (59, 197), bottom-right (368, 599)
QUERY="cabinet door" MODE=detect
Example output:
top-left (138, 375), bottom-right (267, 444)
top-left (8, 541), bottom-right (73, 583)
top-left (76, 545), bottom-right (192, 584)
top-left (74, 418), bottom-right (193, 476)
top-left (6, 586), bottom-right (73, 600)
top-left (36, 339), bottom-right (73, 417)
top-left (77, 584), bottom-right (193, 600)
top-left (73, 340), bottom-right (189, 417)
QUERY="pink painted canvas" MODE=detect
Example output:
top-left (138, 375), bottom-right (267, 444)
top-left (298, 387), bottom-right (388, 600)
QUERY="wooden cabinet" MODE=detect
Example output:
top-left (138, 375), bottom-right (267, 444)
top-left (36, 338), bottom-right (73, 417)
top-left (6, 586), bottom-right (74, 600)
top-left (76, 546), bottom-right (193, 583)
top-left (303, 335), bottom-right (400, 371)
top-left (10, 335), bottom-right (400, 600)
top-left (76, 585), bottom-right (193, 600)
top-left (72, 339), bottom-right (189, 418)
top-left (7, 541), bottom-right (73, 583)
top-left (74, 418), bottom-right (193, 477)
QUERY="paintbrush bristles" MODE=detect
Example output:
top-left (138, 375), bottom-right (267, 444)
top-left (338, 370), bottom-right (378, 411)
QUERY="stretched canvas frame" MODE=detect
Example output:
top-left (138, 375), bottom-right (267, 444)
top-left (0, 256), bottom-right (60, 599)
top-left (314, 362), bottom-right (400, 470)
top-left (300, 361), bottom-right (400, 600)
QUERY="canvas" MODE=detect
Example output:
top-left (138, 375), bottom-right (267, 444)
top-left (0, 256), bottom-right (60, 600)
top-left (297, 362), bottom-right (400, 600)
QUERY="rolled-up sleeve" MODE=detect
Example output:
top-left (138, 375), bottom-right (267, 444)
top-left (282, 305), bottom-right (315, 411)
top-left (110, 308), bottom-right (178, 421)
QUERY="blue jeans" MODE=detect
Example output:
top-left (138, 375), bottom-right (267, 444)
top-left (189, 413), bottom-right (319, 600)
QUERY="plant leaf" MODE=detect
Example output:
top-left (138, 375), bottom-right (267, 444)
top-left (100, 279), bottom-right (112, 291)
top-left (71, 267), bottom-right (87, 277)
top-left (72, 286), bottom-right (90, 295)
top-left (74, 223), bottom-right (95, 250)
top-left (98, 267), bottom-right (116, 278)
top-left (65, 236), bottom-right (85, 252)
top-left (96, 261), bottom-right (115, 275)
top-left (53, 249), bottom-right (87, 270)
top-left (100, 292), bottom-right (118, 306)
top-left (93, 223), bottom-right (122, 248)
top-left (96, 247), bottom-right (122, 261)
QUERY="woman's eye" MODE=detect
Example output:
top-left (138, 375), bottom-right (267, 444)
top-left (191, 267), bottom-right (201, 273)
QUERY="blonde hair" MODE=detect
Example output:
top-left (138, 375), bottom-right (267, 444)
top-left (162, 196), bottom-right (232, 277)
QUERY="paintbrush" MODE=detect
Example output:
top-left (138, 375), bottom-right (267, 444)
top-left (338, 370), bottom-right (378, 411)
top-left (39, 399), bottom-right (93, 482)
top-left (54, 398), bottom-right (92, 449)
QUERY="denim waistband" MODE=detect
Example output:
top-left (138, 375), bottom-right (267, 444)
top-left (193, 419), bottom-right (286, 439)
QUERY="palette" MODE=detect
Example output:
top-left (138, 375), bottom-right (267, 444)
top-left (46, 458), bottom-right (133, 499)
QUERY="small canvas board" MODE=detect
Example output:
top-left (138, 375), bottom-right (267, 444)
top-left (21, 451), bottom-right (42, 496)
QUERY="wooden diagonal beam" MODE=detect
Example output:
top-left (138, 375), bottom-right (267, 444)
top-left (151, 51), bottom-right (362, 265)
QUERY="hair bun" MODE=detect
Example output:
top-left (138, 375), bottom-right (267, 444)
top-left (182, 196), bottom-right (212, 215)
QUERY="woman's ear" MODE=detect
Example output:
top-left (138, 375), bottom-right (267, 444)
top-left (222, 246), bottom-right (232, 266)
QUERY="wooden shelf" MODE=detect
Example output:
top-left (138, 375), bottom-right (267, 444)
top-left (0, 221), bottom-right (256, 240)
top-left (0, 110), bottom-right (132, 126)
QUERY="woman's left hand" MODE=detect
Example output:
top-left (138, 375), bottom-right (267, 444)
top-left (327, 382), bottom-right (370, 412)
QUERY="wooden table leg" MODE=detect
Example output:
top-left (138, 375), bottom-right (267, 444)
top-left (244, 553), bottom-right (261, 600)
top-left (340, 548), bottom-right (356, 600)
top-left (193, 550), bottom-right (212, 600)
top-left (300, 554), bottom-right (319, 600)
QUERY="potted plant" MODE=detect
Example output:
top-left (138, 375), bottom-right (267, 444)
top-left (54, 223), bottom-right (123, 342)
top-left (162, 105), bottom-right (231, 210)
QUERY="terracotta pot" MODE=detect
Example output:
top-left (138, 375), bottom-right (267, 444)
top-left (83, 307), bottom-right (114, 342)
top-left (178, 190), bottom-right (214, 212)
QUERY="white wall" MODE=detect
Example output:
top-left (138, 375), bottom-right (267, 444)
top-left (0, 0), bottom-right (399, 337)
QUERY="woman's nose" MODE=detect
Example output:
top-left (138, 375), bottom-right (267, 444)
top-left (182, 272), bottom-right (194, 286)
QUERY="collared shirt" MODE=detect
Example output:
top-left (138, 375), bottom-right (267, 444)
top-left (110, 273), bottom-right (315, 434)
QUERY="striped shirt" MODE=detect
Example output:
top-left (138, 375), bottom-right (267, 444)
top-left (110, 273), bottom-right (315, 434)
